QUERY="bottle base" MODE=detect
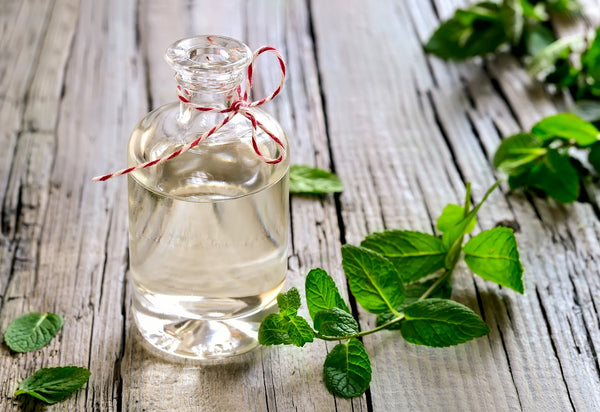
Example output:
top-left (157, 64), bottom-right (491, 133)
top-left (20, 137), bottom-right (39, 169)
top-left (132, 297), bottom-right (277, 361)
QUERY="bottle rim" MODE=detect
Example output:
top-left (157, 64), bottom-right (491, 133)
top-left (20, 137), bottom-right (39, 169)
top-left (165, 35), bottom-right (253, 75)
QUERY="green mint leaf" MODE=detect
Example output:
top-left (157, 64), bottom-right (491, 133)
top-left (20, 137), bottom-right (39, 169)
top-left (543, 0), bottom-right (581, 14)
top-left (305, 268), bottom-right (350, 321)
top-left (508, 167), bottom-right (533, 189)
top-left (544, 58), bottom-right (579, 88)
top-left (289, 165), bottom-right (343, 195)
top-left (375, 277), bottom-right (455, 331)
top-left (360, 230), bottom-right (446, 283)
top-left (572, 100), bottom-right (600, 123)
top-left (258, 314), bottom-right (293, 346)
top-left (493, 133), bottom-right (546, 174)
top-left (400, 299), bottom-right (490, 347)
top-left (277, 287), bottom-right (301, 317)
top-left (314, 307), bottom-right (359, 338)
top-left (502, 0), bottom-right (524, 45)
top-left (528, 149), bottom-right (580, 203)
top-left (527, 36), bottom-right (578, 79)
top-left (14, 366), bottom-right (90, 404)
top-left (531, 113), bottom-right (600, 147)
top-left (4, 312), bottom-right (64, 353)
top-left (523, 23), bottom-right (555, 55)
top-left (425, 4), bottom-right (507, 60)
top-left (588, 142), bottom-right (600, 175)
top-left (341, 245), bottom-right (405, 314)
top-left (463, 227), bottom-right (524, 293)
top-left (376, 278), bottom-right (452, 330)
top-left (582, 28), bottom-right (600, 82)
top-left (323, 338), bottom-right (371, 398)
top-left (520, 2), bottom-right (548, 22)
top-left (286, 315), bottom-right (314, 347)
top-left (437, 204), bottom-right (477, 234)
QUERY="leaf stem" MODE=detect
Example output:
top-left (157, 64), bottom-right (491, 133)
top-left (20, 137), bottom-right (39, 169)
top-left (315, 313), bottom-right (406, 341)
top-left (417, 268), bottom-right (454, 302)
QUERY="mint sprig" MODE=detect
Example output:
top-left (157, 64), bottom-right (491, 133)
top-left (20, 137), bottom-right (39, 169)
top-left (425, 0), bottom-right (580, 62)
top-left (4, 312), bottom-right (63, 353)
top-left (259, 182), bottom-right (524, 398)
top-left (493, 113), bottom-right (600, 203)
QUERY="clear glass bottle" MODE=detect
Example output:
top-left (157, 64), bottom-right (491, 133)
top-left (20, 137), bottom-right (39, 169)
top-left (127, 35), bottom-right (289, 360)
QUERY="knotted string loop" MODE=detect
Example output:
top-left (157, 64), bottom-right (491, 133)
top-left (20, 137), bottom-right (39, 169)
top-left (93, 46), bottom-right (286, 182)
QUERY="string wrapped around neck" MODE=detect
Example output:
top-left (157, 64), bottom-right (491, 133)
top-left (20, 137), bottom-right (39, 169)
top-left (93, 46), bottom-right (286, 182)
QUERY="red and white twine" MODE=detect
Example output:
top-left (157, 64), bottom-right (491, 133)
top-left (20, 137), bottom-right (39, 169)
top-left (93, 46), bottom-right (286, 182)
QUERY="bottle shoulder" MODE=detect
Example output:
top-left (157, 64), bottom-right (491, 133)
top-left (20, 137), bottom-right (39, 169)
top-left (127, 103), bottom-right (289, 201)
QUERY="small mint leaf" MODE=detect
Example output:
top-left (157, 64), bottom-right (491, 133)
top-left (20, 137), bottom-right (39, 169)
top-left (528, 149), bottom-right (579, 203)
top-left (305, 268), bottom-right (350, 321)
top-left (4, 312), bottom-right (64, 353)
top-left (463, 227), bottom-right (524, 293)
top-left (527, 37), bottom-right (578, 79)
top-left (589, 142), bottom-right (600, 175)
top-left (258, 314), bottom-right (292, 346)
top-left (323, 338), bottom-right (371, 398)
top-left (286, 316), bottom-right (314, 347)
top-left (400, 299), bottom-right (490, 347)
top-left (341, 245), bottom-right (405, 314)
top-left (14, 366), bottom-right (90, 404)
top-left (424, 4), bottom-right (507, 60)
top-left (437, 204), bottom-right (477, 234)
top-left (582, 27), bottom-right (600, 83)
top-left (289, 165), bottom-right (343, 194)
top-left (493, 133), bottom-right (546, 175)
top-left (532, 113), bottom-right (600, 147)
top-left (277, 288), bottom-right (301, 317)
top-left (361, 231), bottom-right (446, 283)
top-left (314, 307), bottom-right (359, 338)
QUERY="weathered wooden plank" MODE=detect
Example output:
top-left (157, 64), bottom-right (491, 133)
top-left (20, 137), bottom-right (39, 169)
top-left (0, 0), bottom-right (143, 410)
top-left (311, 0), bottom-right (600, 410)
top-left (0, 0), bottom-right (55, 306)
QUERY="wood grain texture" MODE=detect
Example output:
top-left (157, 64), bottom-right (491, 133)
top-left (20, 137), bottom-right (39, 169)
top-left (0, 0), bottom-right (599, 411)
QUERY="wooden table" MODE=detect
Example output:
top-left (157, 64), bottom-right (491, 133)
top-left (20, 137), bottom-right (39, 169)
top-left (2, 0), bottom-right (600, 410)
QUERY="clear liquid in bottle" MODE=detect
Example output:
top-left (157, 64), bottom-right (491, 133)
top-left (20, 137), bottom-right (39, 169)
top-left (127, 36), bottom-right (289, 360)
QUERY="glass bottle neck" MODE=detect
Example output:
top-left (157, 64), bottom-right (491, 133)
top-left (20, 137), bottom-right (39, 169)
top-left (176, 81), bottom-right (241, 124)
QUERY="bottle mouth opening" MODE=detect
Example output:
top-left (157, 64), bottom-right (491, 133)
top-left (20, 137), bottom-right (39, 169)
top-left (165, 35), bottom-right (253, 74)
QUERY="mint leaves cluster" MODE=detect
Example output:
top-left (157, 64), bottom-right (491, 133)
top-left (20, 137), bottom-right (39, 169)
top-left (3, 312), bottom-right (90, 405)
top-left (425, 0), bottom-right (579, 61)
top-left (259, 182), bottom-right (524, 398)
top-left (529, 27), bottom-right (600, 113)
top-left (494, 113), bottom-right (600, 203)
top-left (289, 165), bottom-right (343, 195)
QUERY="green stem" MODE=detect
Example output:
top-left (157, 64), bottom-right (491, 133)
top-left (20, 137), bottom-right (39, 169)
top-left (417, 268), bottom-right (454, 302)
top-left (315, 314), bottom-right (406, 341)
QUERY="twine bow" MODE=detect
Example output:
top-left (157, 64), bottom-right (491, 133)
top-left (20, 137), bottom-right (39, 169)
top-left (93, 46), bottom-right (286, 182)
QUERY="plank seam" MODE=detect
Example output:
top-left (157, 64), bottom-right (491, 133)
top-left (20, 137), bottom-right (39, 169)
top-left (535, 287), bottom-right (576, 411)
